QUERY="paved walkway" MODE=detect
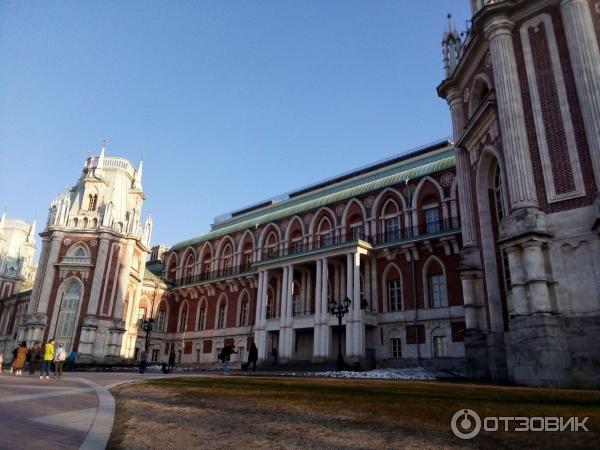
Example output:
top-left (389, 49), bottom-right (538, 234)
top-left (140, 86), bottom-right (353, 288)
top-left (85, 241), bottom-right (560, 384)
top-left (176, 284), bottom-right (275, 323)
top-left (0, 370), bottom-right (196, 450)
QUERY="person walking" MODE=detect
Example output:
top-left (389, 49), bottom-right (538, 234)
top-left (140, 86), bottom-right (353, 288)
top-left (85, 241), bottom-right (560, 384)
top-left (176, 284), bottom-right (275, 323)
top-left (66, 348), bottom-right (77, 370)
top-left (29, 342), bottom-right (41, 376)
top-left (54, 344), bottom-right (66, 379)
top-left (13, 342), bottom-right (28, 375)
top-left (0, 351), bottom-right (3, 373)
top-left (10, 346), bottom-right (18, 374)
top-left (168, 349), bottom-right (176, 373)
top-left (218, 344), bottom-right (236, 375)
top-left (247, 342), bottom-right (258, 373)
top-left (40, 338), bottom-right (55, 379)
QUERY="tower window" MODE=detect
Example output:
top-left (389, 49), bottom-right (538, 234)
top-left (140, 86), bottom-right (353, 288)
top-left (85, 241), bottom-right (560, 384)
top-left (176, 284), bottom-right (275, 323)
top-left (88, 194), bottom-right (98, 211)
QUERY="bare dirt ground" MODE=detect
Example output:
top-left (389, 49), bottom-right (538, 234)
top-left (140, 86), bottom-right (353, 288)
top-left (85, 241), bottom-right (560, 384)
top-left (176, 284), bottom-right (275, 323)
top-left (107, 375), bottom-right (600, 450)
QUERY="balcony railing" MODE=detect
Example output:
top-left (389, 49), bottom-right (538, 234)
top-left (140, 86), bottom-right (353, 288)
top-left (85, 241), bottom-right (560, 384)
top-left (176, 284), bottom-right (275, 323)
top-left (172, 217), bottom-right (459, 288)
top-left (261, 217), bottom-right (460, 262)
top-left (173, 264), bottom-right (255, 287)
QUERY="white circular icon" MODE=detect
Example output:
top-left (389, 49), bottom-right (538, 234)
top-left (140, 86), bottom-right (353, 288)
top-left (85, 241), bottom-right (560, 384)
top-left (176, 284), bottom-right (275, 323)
top-left (451, 409), bottom-right (481, 440)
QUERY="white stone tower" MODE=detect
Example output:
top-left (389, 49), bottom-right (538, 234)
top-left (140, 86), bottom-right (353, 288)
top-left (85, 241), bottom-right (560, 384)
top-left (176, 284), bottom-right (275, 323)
top-left (23, 143), bottom-right (153, 362)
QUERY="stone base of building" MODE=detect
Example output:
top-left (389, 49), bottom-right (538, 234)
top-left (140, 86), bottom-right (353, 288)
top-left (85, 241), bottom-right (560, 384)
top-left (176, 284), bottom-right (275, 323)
top-left (463, 330), bottom-right (508, 383)
top-left (506, 314), bottom-right (570, 388)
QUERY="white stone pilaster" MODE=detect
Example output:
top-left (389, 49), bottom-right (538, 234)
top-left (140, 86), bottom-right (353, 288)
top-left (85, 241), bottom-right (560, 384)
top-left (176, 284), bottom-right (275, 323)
top-left (87, 237), bottom-right (110, 315)
top-left (456, 147), bottom-right (478, 246)
top-left (484, 15), bottom-right (538, 209)
top-left (35, 234), bottom-right (63, 314)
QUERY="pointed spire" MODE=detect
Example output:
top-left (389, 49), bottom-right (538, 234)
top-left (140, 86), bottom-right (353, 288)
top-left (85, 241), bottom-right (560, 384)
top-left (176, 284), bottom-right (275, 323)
top-left (134, 153), bottom-right (144, 189)
top-left (96, 139), bottom-right (106, 175)
top-left (27, 216), bottom-right (37, 243)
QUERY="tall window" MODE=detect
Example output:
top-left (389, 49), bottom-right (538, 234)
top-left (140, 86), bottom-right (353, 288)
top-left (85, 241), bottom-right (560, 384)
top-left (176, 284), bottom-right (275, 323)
top-left (198, 305), bottom-right (206, 330)
top-left (266, 289), bottom-right (275, 318)
top-left (292, 282), bottom-right (302, 315)
top-left (425, 207), bottom-right (441, 233)
top-left (240, 301), bottom-right (248, 326)
top-left (244, 251), bottom-right (253, 270)
top-left (217, 302), bottom-right (226, 329)
top-left (55, 282), bottom-right (81, 351)
top-left (433, 336), bottom-right (448, 357)
top-left (387, 279), bottom-right (402, 311)
top-left (385, 217), bottom-right (400, 242)
top-left (156, 307), bottom-right (166, 332)
top-left (88, 194), bottom-right (98, 211)
top-left (137, 307), bottom-right (146, 330)
top-left (429, 274), bottom-right (448, 308)
top-left (179, 306), bottom-right (188, 332)
top-left (151, 349), bottom-right (159, 362)
top-left (390, 338), bottom-right (401, 358)
top-left (196, 348), bottom-right (201, 362)
top-left (351, 223), bottom-right (364, 241)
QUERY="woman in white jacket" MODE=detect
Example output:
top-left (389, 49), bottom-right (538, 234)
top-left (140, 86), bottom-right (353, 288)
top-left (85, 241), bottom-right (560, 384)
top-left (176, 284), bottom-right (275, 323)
top-left (54, 344), bottom-right (66, 379)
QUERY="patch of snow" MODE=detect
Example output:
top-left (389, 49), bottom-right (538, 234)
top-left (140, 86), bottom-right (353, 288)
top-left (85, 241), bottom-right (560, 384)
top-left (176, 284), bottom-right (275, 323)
top-left (306, 367), bottom-right (462, 380)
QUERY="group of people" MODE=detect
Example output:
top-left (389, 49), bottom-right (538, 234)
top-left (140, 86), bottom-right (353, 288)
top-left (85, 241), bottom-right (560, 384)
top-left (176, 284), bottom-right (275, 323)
top-left (218, 342), bottom-right (258, 375)
top-left (0, 339), bottom-right (76, 379)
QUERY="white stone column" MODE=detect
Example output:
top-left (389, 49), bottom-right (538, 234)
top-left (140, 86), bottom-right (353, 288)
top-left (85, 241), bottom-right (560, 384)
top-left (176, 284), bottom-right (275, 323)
top-left (320, 258), bottom-right (329, 358)
top-left (456, 148), bottom-right (478, 246)
top-left (370, 256), bottom-right (378, 312)
top-left (313, 260), bottom-right (323, 360)
top-left (522, 242), bottom-right (552, 314)
top-left (560, 0), bottom-right (600, 188)
top-left (484, 15), bottom-right (538, 209)
top-left (113, 240), bottom-right (134, 321)
top-left (35, 234), bottom-right (63, 314)
top-left (27, 236), bottom-right (51, 314)
top-left (344, 253), bottom-right (353, 357)
top-left (254, 271), bottom-right (264, 327)
top-left (87, 237), bottom-right (110, 315)
top-left (279, 267), bottom-right (288, 330)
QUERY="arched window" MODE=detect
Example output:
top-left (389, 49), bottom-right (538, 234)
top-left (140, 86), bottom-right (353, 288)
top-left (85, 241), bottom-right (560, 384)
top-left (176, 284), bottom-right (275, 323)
top-left (317, 217), bottom-right (333, 248)
top-left (388, 278), bottom-right (402, 311)
top-left (239, 299), bottom-right (249, 326)
top-left (292, 281), bottom-right (302, 315)
top-left (92, 218), bottom-right (98, 228)
top-left (382, 199), bottom-right (400, 242)
top-left (349, 214), bottom-right (364, 241)
top-left (55, 281), bottom-right (82, 351)
top-left (221, 242), bottom-right (234, 276)
top-left (266, 286), bottom-right (275, 319)
top-left (72, 218), bottom-right (79, 228)
top-left (88, 194), bottom-right (98, 211)
top-left (183, 253), bottom-right (195, 283)
top-left (290, 229), bottom-right (304, 255)
top-left (493, 164), bottom-right (506, 223)
top-left (198, 302), bottom-right (207, 330)
top-left (179, 304), bottom-right (188, 332)
top-left (425, 258), bottom-right (448, 308)
top-left (264, 231), bottom-right (279, 258)
top-left (82, 217), bottom-right (88, 228)
top-left (73, 247), bottom-right (87, 258)
top-left (422, 195), bottom-right (441, 234)
top-left (156, 303), bottom-right (167, 332)
top-left (217, 301), bottom-right (227, 329)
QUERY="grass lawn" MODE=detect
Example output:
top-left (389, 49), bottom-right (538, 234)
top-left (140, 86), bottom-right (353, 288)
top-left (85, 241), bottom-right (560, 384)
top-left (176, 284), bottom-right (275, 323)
top-left (108, 375), bottom-right (599, 449)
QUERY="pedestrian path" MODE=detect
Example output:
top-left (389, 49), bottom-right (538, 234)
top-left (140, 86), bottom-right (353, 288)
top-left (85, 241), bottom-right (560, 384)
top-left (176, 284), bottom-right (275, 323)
top-left (0, 371), bottom-right (200, 450)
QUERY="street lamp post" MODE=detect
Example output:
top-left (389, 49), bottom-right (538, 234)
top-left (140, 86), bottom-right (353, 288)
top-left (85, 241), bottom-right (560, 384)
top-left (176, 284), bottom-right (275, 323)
top-left (329, 296), bottom-right (351, 371)
top-left (142, 318), bottom-right (155, 356)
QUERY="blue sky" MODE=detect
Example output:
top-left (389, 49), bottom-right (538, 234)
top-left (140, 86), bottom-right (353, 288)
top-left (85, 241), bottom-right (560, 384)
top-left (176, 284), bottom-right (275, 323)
top-left (0, 1), bottom-right (470, 251)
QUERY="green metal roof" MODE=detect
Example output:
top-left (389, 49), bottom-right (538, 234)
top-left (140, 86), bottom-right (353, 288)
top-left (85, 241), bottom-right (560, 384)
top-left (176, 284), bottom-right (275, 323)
top-left (171, 146), bottom-right (456, 250)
